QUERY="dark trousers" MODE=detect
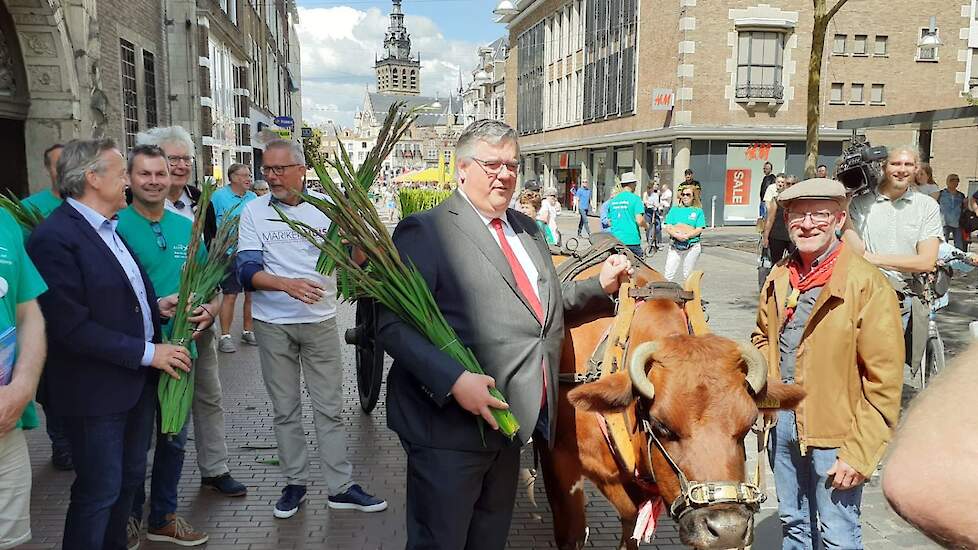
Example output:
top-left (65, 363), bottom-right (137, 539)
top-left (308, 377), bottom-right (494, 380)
top-left (43, 404), bottom-right (71, 454)
top-left (401, 439), bottom-right (521, 550)
top-left (769, 238), bottom-right (793, 264)
top-left (132, 421), bottom-right (189, 529)
top-left (62, 380), bottom-right (157, 550)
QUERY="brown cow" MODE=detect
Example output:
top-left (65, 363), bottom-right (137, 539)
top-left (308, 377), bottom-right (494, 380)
top-left (539, 263), bottom-right (804, 550)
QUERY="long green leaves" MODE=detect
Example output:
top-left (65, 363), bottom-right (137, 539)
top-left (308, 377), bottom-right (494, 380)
top-left (158, 182), bottom-right (240, 436)
top-left (275, 102), bottom-right (520, 439)
top-left (0, 192), bottom-right (44, 230)
top-left (397, 188), bottom-right (451, 218)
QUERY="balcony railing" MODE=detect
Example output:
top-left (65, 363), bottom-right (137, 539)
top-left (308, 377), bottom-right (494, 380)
top-left (735, 83), bottom-right (785, 101)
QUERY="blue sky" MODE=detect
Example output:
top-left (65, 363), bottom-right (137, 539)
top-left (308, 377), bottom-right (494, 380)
top-left (296, 0), bottom-right (508, 127)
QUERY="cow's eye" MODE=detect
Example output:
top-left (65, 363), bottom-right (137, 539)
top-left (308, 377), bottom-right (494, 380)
top-left (650, 418), bottom-right (678, 440)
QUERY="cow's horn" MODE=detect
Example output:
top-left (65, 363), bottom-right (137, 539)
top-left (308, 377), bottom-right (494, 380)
top-left (738, 342), bottom-right (768, 396)
top-left (628, 341), bottom-right (658, 401)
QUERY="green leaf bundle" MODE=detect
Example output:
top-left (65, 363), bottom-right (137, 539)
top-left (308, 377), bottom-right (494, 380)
top-left (397, 188), bottom-right (452, 217)
top-left (274, 102), bottom-right (520, 440)
top-left (0, 191), bottom-right (44, 231)
top-left (158, 182), bottom-right (240, 436)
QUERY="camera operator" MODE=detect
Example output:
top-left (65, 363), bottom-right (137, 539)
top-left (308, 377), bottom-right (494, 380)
top-left (843, 146), bottom-right (942, 366)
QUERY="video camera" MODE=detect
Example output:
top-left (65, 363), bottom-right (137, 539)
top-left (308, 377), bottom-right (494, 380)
top-left (835, 136), bottom-right (888, 195)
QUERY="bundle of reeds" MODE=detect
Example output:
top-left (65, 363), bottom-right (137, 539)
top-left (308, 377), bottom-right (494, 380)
top-left (0, 192), bottom-right (44, 230)
top-left (275, 103), bottom-right (520, 439)
top-left (397, 188), bottom-right (452, 217)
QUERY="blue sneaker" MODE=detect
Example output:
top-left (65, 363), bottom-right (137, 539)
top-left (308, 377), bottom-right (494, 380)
top-left (327, 484), bottom-right (388, 512)
top-left (273, 484), bottom-right (307, 519)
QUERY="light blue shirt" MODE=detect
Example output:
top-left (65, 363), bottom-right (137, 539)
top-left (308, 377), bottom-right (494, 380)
top-left (211, 185), bottom-right (257, 226)
top-left (67, 198), bottom-right (156, 366)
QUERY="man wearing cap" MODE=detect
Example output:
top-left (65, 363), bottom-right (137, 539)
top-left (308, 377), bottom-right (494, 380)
top-left (752, 178), bottom-right (904, 549)
top-left (604, 172), bottom-right (647, 257)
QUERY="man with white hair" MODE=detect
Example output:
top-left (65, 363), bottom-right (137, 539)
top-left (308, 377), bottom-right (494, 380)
top-left (134, 127), bottom-right (247, 499)
top-left (237, 139), bottom-right (386, 518)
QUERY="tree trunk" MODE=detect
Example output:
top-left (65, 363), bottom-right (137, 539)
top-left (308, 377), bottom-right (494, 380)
top-left (806, 0), bottom-right (849, 178)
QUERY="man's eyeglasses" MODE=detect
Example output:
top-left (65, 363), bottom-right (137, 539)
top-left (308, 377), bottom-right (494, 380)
top-left (167, 155), bottom-right (193, 166)
top-left (786, 210), bottom-right (835, 226)
top-left (150, 221), bottom-right (167, 250)
top-left (260, 164), bottom-right (302, 176)
top-left (471, 158), bottom-right (520, 175)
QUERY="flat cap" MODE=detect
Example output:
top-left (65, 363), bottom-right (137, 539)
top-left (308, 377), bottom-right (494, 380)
top-left (777, 177), bottom-right (847, 205)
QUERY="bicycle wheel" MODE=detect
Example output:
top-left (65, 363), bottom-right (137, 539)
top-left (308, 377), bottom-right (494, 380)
top-left (344, 298), bottom-right (385, 414)
top-left (921, 336), bottom-right (946, 388)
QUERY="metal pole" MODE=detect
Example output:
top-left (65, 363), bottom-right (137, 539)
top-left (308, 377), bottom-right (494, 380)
top-left (711, 195), bottom-right (717, 228)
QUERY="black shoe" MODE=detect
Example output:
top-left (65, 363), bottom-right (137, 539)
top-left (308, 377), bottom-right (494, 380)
top-left (274, 485), bottom-right (307, 519)
top-left (201, 472), bottom-right (247, 497)
top-left (52, 448), bottom-right (73, 471)
top-left (327, 484), bottom-right (388, 512)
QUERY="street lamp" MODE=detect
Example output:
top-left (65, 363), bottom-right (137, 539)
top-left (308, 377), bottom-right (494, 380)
top-left (918, 16), bottom-right (942, 47)
top-left (493, 0), bottom-right (518, 17)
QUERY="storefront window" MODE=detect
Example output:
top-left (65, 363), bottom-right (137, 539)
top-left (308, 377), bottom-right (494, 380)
top-left (615, 148), bottom-right (633, 182)
top-left (646, 144), bottom-right (674, 189)
top-left (723, 142), bottom-right (786, 223)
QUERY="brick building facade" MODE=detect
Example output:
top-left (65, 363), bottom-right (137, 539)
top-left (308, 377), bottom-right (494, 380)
top-left (0, 0), bottom-right (299, 196)
top-left (499, 0), bottom-right (976, 225)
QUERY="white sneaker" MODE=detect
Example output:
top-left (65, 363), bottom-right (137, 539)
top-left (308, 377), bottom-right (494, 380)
top-left (218, 334), bottom-right (236, 353)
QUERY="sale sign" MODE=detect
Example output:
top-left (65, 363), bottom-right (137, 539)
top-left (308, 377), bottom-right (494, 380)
top-left (723, 143), bottom-right (786, 223)
top-left (725, 169), bottom-right (751, 206)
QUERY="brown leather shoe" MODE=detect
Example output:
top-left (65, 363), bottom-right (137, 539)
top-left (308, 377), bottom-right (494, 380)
top-left (146, 514), bottom-right (209, 546)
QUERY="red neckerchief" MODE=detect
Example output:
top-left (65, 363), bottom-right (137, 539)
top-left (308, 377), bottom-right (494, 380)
top-left (784, 244), bottom-right (843, 323)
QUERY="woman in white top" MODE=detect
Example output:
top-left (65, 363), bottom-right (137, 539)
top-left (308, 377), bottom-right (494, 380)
top-left (915, 163), bottom-right (941, 200)
top-left (539, 188), bottom-right (562, 245)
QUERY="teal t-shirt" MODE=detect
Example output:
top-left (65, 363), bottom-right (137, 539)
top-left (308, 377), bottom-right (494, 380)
top-left (117, 208), bottom-right (207, 353)
top-left (606, 191), bottom-right (645, 246)
top-left (21, 188), bottom-right (63, 218)
top-left (535, 220), bottom-right (555, 245)
top-left (211, 185), bottom-right (257, 226)
top-left (0, 209), bottom-right (49, 430)
top-left (664, 206), bottom-right (707, 244)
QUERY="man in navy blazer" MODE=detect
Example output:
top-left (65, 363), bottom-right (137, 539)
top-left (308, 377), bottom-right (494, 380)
top-left (27, 138), bottom-right (192, 550)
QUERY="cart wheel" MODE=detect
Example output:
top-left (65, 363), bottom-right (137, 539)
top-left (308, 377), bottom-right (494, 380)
top-left (344, 298), bottom-right (385, 414)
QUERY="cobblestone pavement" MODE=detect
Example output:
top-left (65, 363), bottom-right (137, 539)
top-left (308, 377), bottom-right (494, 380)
top-left (21, 212), bottom-right (972, 549)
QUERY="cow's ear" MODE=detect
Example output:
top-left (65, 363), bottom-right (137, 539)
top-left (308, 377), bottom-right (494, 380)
top-left (567, 372), bottom-right (635, 413)
top-left (754, 379), bottom-right (806, 411)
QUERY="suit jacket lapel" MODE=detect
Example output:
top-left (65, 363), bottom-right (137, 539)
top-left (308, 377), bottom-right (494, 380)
top-left (446, 192), bottom-right (540, 323)
top-left (66, 206), bottom-right (138, 301)
top-left (509, 212), bottom-right (552, 326)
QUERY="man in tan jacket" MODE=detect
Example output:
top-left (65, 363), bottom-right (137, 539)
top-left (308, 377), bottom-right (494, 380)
top-left (752, 178), bottom-right (904, 549)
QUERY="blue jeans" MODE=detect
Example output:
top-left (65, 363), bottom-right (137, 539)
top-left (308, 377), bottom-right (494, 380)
top-left (578, 211), bottom-right (591, 237)
top-left (626, 244), bottom-right (644, 258)
top-left (769, 410), bottom-right (863, 550)
top-left (132, 421), bottom-right (189, 529)
top-left (944, 225), bottom-right (965, 251)
top-left (62, 379), bottom-right (157, 550)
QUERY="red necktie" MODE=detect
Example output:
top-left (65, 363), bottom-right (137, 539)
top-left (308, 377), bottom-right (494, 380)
top-left (489, 218), bottom-right (544, 322)
top-left (490, 218), bottom-right (548, 410)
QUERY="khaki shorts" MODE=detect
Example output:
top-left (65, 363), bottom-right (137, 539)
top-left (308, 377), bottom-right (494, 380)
top-left (0, 429), bottom-right (31, 550)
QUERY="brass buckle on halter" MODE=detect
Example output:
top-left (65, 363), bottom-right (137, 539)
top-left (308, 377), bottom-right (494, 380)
top-left (685, 482), bottom-right (766, 508)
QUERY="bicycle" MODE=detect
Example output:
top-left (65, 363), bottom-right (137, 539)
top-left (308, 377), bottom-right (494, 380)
top-left (907, 247), bottom-right (976, 390)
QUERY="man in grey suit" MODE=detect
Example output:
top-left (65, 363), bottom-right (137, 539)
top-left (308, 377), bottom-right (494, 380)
top-left (378, 119), bottom-right (632, 550)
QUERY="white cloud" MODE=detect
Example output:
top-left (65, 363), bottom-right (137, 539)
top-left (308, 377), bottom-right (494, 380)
top-left (297, 6), bottom-right (483, 128)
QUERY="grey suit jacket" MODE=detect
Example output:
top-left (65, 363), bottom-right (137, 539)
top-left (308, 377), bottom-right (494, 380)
top-left (378, 191), bottom-right (612, 451)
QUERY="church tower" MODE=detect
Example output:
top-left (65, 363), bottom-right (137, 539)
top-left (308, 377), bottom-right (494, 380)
top-left (375, 0), bottom-right (421, 95)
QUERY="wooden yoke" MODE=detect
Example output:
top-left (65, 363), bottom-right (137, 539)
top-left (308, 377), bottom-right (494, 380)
top-left (682, 271), bottom-right (710, 336)
top-left (601, 281), bottom-right (639, 474)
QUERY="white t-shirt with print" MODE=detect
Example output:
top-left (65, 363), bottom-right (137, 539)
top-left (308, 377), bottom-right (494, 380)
top-left (238, 192), bottom-right (338, 324)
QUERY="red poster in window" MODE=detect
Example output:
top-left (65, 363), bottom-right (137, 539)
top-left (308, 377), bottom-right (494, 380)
top-left (725, 169), bottom-right (751, 206)
top-left (559, 153), bottom-right (569, 169)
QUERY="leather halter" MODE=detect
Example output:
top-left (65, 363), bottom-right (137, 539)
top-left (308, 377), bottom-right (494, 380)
top-left (638, 415), bottom-right (766, 521)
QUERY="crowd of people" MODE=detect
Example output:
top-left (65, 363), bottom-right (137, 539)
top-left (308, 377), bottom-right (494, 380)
top-left (0, 128), bottom-right (384, 550)
top-left (0, 115), bottom-right (976, 550)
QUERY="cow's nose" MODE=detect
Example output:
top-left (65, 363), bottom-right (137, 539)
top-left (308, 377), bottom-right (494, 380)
top-left (678, 504), bottom-right (753, 549)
